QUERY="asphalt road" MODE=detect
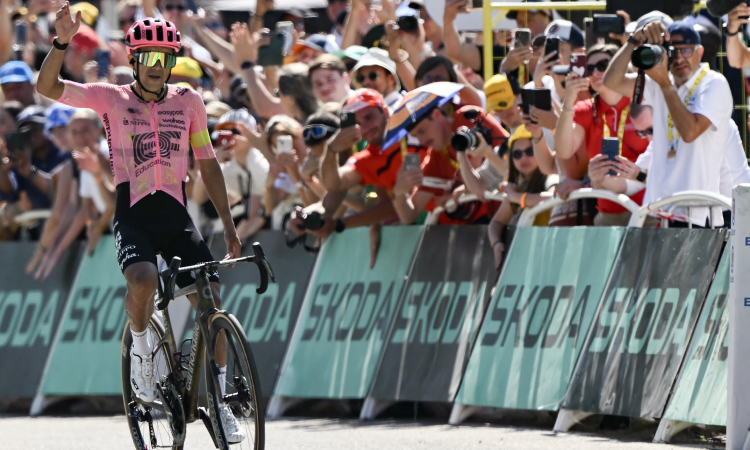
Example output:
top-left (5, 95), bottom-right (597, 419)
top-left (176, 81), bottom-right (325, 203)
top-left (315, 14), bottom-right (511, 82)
top-left (0, 415), bottom-right (724, 450)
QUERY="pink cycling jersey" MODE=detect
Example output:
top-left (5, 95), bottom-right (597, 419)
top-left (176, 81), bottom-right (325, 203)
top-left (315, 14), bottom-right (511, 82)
top-left (58, 80), bottom-right (215, 207)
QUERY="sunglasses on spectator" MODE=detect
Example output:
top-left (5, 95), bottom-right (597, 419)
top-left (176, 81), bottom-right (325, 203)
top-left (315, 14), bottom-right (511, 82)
top-left (164, 4), bottom-right (187, 11)
top-left (356, 71), bottom-right (380, 84)
top-left (303, 125), bottom-right (338, 141)
top-left (671, 45), bottom-right (701, 59)
top-left (512, 147), bottom-right (534, 159)
top-left (635, 127), bottom-right (653, 138)
top-left (133, 51), bottom-right (178, 69)
top-left (587, 59), bottom-right (610, 76)
top-left (119, 16), bottom-right (136, 26)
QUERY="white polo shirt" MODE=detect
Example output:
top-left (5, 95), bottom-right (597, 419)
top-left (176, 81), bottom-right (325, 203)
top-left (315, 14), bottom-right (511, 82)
top-left (641, 63), bottom-right (733, 226)
top-left (720, 120), bottom-right (750, 198)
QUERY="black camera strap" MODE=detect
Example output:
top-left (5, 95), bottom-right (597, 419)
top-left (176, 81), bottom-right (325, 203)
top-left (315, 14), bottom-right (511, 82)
top-left (632, 70), bottom-right (646, 105)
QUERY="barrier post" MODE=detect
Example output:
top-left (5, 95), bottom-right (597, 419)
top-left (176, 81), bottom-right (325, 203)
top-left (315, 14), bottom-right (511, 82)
top-left (729, 184), bottom-right (750, 450)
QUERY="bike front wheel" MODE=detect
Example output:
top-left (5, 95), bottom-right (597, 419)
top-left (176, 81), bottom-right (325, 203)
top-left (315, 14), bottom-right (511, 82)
top-left (205, 312), bottom-right (265, 450)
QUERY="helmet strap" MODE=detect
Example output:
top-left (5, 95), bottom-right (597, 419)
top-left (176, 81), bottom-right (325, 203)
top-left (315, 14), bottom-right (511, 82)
top-left (133, 64), bottom-right (170, 99)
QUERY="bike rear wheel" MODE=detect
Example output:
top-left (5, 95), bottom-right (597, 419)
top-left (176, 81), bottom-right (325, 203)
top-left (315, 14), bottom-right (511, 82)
top-left (121, 317), bottom-right (185, 450)
top-left (205, 312), bottom-right (265, 450)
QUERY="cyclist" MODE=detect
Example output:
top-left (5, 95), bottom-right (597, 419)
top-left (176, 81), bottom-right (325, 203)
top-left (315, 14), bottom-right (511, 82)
top-left (37, 3), bottom-right (245, 443)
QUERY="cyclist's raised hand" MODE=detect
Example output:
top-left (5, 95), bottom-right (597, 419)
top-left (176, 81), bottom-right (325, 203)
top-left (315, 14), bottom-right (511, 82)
top-left (55, 2), bottom-right (82, 44)
top-left (224, 227), bottom-right (242, 261)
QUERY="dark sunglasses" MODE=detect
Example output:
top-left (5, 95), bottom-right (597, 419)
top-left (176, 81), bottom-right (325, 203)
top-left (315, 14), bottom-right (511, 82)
top-left (635, 127), bottom-right (653, 138)
top-left (303, 124), bottom-right (337, 141)
top-left (164, 4), bottom-right (187, 11)
top-left (356, 71), bottom-right (380, 84)
top-left (512, 147), bottom-right (534, 160)
top-left (587, 59), bottom-right (610, 76)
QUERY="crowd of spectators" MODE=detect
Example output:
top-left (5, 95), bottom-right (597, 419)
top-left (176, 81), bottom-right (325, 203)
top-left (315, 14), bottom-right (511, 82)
top-left (1, 0), bottom-right (749, 273)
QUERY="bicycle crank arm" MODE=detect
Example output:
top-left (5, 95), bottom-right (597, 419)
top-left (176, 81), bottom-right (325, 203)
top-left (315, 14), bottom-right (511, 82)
top-left (198, 406), bottom-right (220, 449)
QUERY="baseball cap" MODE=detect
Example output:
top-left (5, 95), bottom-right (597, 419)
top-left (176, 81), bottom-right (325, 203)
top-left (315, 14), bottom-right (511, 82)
top-left (351, 48), bottom-right (401, 92)
top-left (44, 103), bottom-right (76, 139)
top-left (69, 25), bottom-right (100, 59)
top-left (484, 74), bottom-right (516, 112)
top-left (171, 57), bottom-right (202, 79)
top-left (0, 61), bottom-right (33, 84)
top-left (292, 34), bottom-right (340, 55)
top-left (508, 124), bottom-right (533, 149)
top-left (668, 22), bottom-right (702, 46)
top-left (332, 45), bottom-right (368, 62)
top-left (216, 108), bottom-right (257, 132)
top-left (545, 20), bottom-right (585, 48)
top-left (70, 2), bottom-right (99, 27)
top-left (361, 24), bottom-right (387, 50)
top-left (506, 0), bottom-right (552, 20)
top-left (625, 10), bottom-right (674, 34)
top-left (16, 105), bottom-right (47, 127)
top-left (343, 89), bottom-right (388, 116)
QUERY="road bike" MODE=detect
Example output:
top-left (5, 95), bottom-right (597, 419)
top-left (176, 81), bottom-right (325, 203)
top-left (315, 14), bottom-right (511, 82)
top-left (120, 243), bottom-right (275, 450)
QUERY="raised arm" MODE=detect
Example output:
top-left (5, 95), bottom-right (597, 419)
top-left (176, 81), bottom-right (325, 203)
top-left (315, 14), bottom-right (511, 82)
top-left (442, 0), bottom-right (480, 71)
top-left (342, 0), bottom-right (364, 50)
top-left (318, 128), bottom-right (362, 192)
top-left (37, 3), bottom-right (81, 100)
top-left (727, 4), bottom-right (750, 68)
top-left (554, 76), bottom-right (588, 160)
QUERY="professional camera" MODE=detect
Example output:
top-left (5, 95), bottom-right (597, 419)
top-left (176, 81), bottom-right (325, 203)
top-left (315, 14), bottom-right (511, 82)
top-left (451, 108), bottom-right (497, 152)
top-left (298, 211), bottom-right (324, 231)
top-left (631, 43), bottom-right (675, 70)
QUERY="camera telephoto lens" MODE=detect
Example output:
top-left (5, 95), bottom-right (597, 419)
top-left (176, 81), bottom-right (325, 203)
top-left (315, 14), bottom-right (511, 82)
top-left (300, 211), bottom-right (324, 231)
top-left (451, 127), bottom-right (479, 152)
top-left (631, 44), bottom-right (665, 70)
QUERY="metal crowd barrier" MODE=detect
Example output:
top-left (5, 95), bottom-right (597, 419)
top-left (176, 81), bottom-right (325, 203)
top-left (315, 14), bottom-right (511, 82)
top-left (627, 190), bottom-right (732, 228)
top-left (517, 188), bottom-right (640, 227)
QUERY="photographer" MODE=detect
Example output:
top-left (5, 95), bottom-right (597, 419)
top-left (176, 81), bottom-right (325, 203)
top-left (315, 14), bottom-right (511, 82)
top-left (393, 105), bottom-right (509, 225)
top-left (603, 21), bottom-right (733, 227)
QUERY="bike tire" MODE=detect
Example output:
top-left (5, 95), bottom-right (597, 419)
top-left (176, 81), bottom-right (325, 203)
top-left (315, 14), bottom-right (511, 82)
top-left (205, 312), bottom-right (265, 450)
top-left (121, 317), bottom-right (185, 450)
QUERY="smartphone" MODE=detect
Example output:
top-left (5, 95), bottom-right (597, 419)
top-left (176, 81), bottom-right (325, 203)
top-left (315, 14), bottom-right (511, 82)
top-left (520, 89), bottom-right (535, 116)
top-left (513, 29), bottom-right (531, 48)
top-left (533, 88), bottom-right (551, 111)
top-left (593, 14), bottom-right (625, 35)
top-left (303, 13), bottom-right (321, 35)
top-left (601, 137), bottom-right (620, 176)
top-left (403, 153), bottom-right (420, 172)
top-left (340, 111), bottom-right (357, 129)
top-left (95, 50), bottom-right (110, 79)
top-left (544, 36), bottom-right (560, 62)
top-left (570, 53), bottom-right (587, 78)
top-left (276, 21), bottom-right (294, 55)
top-left (276, 135), bottom-right (293, 154)
top-left (584, 17), bottom-right (595, 50)
top-left (216, 130), bottom-right (235, 148)
top-left (257, 32), bottom-right (285, 67)
top-left (15, 21), bottom-right (27, 45)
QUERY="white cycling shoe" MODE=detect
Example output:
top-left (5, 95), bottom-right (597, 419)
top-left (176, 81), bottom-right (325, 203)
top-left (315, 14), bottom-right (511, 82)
top-left (130, 348), bottom-right (158, 403)
top-left (219, 403), bottom-right (246, 444)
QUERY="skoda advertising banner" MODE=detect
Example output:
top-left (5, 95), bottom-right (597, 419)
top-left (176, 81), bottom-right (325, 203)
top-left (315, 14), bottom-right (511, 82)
top-left (368, 225), bottom-right (497, 404)
top-left (0, 242), bottom-right (82, 399)
top-left (273, 226), bottom-right (422, 399)
top-left (454, 227), bottom-right (624, 411)
top-left (563, 228), bottom-right (726, 419)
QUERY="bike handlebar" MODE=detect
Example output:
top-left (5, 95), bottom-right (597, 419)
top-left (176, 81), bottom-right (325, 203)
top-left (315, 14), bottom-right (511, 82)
top-left (156, 242), bottom-right (276, 311)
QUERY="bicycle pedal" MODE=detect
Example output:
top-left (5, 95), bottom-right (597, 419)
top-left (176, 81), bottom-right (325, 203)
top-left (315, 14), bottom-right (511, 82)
top-left (198, 406), bottom-right (220, 449)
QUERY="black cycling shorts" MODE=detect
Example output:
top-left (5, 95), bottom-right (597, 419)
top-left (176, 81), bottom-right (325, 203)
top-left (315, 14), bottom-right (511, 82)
top-left (113, 183), bottom-right (219, 287)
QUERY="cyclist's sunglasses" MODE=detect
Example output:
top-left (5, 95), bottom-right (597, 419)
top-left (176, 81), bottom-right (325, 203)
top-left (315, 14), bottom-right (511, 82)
top-left (512, 147), bottom-right (534, 160)
top-left (587, 59), bottom-right (610, 76)
top-left (635, 127), bottom-right (653, 138)
top-left (356, 71), bottom-right (380, 84)
top-left (133, 51), bottom-right (178, 69)
top-left (303, 124), bottom-right (337, 141)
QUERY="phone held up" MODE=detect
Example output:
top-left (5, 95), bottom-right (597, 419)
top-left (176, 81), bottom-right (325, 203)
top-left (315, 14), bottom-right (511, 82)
top-left (276, 135), bottom-right (294, 154)
top-left (601, 137), bottom-right (619, 176)
top-left (520, 88), bottom-right (551, 124)
top-left (403, 153), bottom-right (421, 172)
top-left (340, 111), bottom-right (357, 129)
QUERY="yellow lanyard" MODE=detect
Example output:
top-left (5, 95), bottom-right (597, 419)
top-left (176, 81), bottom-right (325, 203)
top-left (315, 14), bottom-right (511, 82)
top-left (441, 146), bottom-right (460, 171)
top-left (667, 65), bottom-right (709, 145)
top-left (602, 103), bottom-right (630, 154)
top-left (519, 64), bottom-right (528, 85)
top-left (400, 138), bottom-right (408, 159)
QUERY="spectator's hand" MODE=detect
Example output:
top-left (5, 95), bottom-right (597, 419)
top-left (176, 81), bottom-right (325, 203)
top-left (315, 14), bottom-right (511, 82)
top-left (385, 20), bottom-right (403, 56)
top-left (72, 147), bottom-right (102, 176)
top-left (231, 133), bottom-right (252, 159)
top-left (369, 222), bottom-right (381, 269)
top-left (236, 122), bottom-right (267, 152)
top-left (645, 44), bottom-right (672, 89)
top-left (505, 182), bottom-right (522, 203)
top-left (529, 106), bottom-right (558, 130)
top-left (728, 4), bottom-right (750, 34)
top-left (289, 207), bottom-right (307, 236)
top-left (86, 222), bottom-right (103, 256)
top-left (444, 0), bottom-right (470, 22)
top-left (328, 126), bottom-right (362, 153)
top-left (0, 139), bottom-right (10, 171)
top-left (373, 0), bottom-right (397, 24)
top-left (588, 154), bottom-right (618, 188)
top-left (268, 161), bottom-right (284, 179)
top-left (521, 112), bottom-right (543, 136)
top-left (28, 0), bottom-right (63, 16)
top-left (54, 2), bottom-right (82, 44)
top-left (492, 241), bottom-right (505, 270)
top-left (502, 45), bottom-right (533, 73)
top-left (12, 151), bottom-right (32, 178)
top-left (533, 51), bottom-right (558, 85)
top-left (230, 23), bottom-right (261, 66)
top-left (37, 245), bottom-right (63, 281)
top-left (309, 214), bottom-right (336, 240)
top-left (277, 152), bottom-right (297, 171)
top-left (400, 21), bottom-right (428, 59)
top-left (563, 73), bottom-right (590, 105)
top-left (555, 178), bottom-right (583, 200)
top-left (634, 20), bottom-right (669, 45)
top-left (394, 166), bottom-right (423, 196)
top-left (608, 10), bottom-right (631, 45)
top-left (615, 155), bottom-right (641, 180)
top-left (467, 133), bottom-right (493, 159)
top-left (255, 0), bottom-right (273, 17)
top-left (451, 183), bottom-right (468, 204)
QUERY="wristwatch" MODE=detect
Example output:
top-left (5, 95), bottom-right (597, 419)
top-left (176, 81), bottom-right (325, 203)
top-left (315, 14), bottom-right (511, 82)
top-left (335, 218), bottom-right (346, 233)
top-left (627, 34), bottom-right (641, 46)
top-left (636, 170), bottom-right (647, 182)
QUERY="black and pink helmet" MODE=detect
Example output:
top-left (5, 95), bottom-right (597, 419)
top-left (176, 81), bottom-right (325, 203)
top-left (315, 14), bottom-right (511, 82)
top-left (125, 18), bottom-right (181, 54)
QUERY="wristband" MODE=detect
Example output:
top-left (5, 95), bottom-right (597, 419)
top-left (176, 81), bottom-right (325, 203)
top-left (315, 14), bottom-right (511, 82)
top-left (241, 61), bottom-right (255, 70)
top-left (520, 192), bottom-right (528, 209)
top-left (627, 34), bottom-right (641, 46)
top-left (53, 38), bottom-right (69, 50)
top-left (335, 218), bottom-right (346, 233)
top-left (636, 170), bottom-right (648, 182)
top-left (725, 23), bottom-right (741, 37)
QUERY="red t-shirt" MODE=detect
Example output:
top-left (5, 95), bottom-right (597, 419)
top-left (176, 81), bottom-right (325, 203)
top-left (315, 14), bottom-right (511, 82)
top-left (573, 95), bottom-right (648, 214)
top-left (346, 141), bottom-right (424, 191)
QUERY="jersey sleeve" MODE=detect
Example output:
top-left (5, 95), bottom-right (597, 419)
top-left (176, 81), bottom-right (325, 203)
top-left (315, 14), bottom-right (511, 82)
top-left (187, 90), bottom-right (215, 160)
top-left (572, 99), bottom-right (594, 129)
top-left (58, 81), bottom-right (110, 112)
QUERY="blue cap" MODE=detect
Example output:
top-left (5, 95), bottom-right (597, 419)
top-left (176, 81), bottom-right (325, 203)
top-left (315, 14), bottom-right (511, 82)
top-left (44, 103), bottom-right (76, 139)
top-left (0, 61), bottom-right (33, 84)
top-left (545, 20), bottom-right (585, 48)
top-left (668, 22), bottom-right (702, 46)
